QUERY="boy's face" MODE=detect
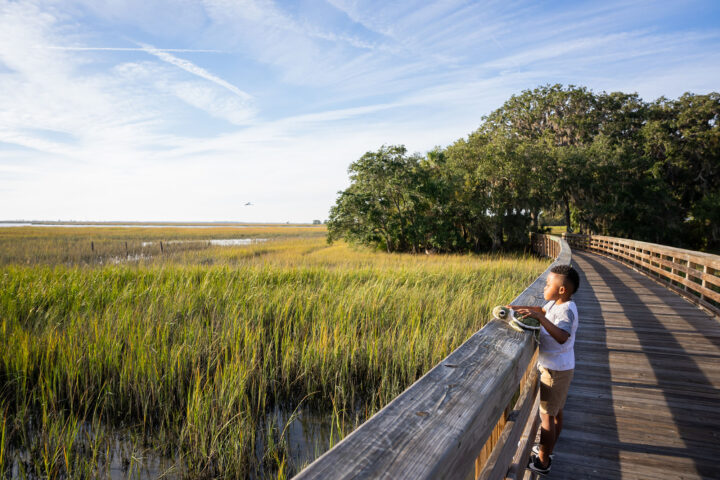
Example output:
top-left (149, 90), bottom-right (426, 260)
top-left (543, 272), bottom-right (567, 301)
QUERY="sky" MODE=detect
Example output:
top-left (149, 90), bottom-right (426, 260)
top-left (1, 0), bottom-right (719, 223)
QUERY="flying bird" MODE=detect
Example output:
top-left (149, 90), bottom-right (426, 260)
top-left (245, 202), bottom-right (253, 206)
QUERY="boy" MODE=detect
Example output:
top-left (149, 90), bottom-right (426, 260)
top-left (510, 264), bottom-right (580, 475)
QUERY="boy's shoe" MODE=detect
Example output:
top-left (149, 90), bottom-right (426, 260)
top-left (531, 444), bottom-right (555, 460)
top-left (527, 453), bottom-right (552, 475)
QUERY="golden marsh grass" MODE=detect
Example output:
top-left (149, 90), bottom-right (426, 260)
top-left (0, 226), bottom-right (548, 478)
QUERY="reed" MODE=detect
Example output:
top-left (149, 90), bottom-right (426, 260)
top-left (0, 227), bottom-right (548, 478)
top-left (0, 226), bottom-right (326, 266)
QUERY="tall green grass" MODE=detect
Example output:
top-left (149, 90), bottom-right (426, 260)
top-left (0, 228), bottom-right (548, 478)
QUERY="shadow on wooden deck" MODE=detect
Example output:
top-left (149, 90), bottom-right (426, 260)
top-left (549, 252), bottom-right (719, 479)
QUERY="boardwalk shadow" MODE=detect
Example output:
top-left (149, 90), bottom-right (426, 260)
top-left (579, 253), bottom-right (718, 478)
top-left (550, 253), bottom-right (621, 479)
top-left (651, 278), bottom-right (720, 354)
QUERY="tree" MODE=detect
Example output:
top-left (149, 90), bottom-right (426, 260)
top-left (327, 87), bottom-right (720, 253)
top-left (643, 93), bottom-right (720, 249)
top-left (445, 132), bottom-right (537, 250)
top-left (479, 84), bottom-right (600, 231)
top-left (327, 146), bottom-right (434, 253)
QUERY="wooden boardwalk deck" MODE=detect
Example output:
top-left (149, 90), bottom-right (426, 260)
top-left (549, 251), bottom-right (720, 479)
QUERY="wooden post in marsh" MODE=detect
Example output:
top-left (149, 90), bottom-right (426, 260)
top-left (293, 234), bottom-right (570, 480)
top-left (160, 241), bottom-right (164, 254)
top-left (91, 241), bottom-right (94, 252)
top-left (125, 241), bottom-right (129, 259)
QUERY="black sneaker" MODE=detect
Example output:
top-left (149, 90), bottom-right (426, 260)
top-left (531, 444), bottom-right (555, 460)
top-left (527, 453), bottom-right (552, 475)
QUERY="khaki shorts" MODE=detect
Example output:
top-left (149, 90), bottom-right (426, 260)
top-left (539, 366), bottom-right (574, 416)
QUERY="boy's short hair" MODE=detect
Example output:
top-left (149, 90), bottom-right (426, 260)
top-left (551, 264), bottom-right (580, 294)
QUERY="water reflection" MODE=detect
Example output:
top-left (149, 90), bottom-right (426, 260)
top-left (6, 405), bottom-right (336, 479)
top-left (0, 223), bottom-right (315, 228)
top-left (140, 238), bottom-right (267, 247)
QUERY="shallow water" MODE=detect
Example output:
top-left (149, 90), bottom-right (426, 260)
top-left (5, 404), bottom-right (338, 479)
top-left (140, 238), bottom-right (267, 247)
top-left (0, 223), bottom-right (315, 228)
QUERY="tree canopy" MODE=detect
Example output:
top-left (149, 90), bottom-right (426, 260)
top-left (328, 85), bottom-right (720, 253)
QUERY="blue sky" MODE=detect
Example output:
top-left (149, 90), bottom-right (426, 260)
top-left (1, 0), bottom-right (719, 222)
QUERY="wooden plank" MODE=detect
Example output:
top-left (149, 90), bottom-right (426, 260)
top-left (294, 235), bottom-right (717, 480)
top-left (504, 391), bottom-right (540, 480)
top-left (293, 320), bottom-right (537, 480)
top-left (474, 408), bottom-right (509, 477)
top-left (550, 446), bottom-right (703, 480)
top-left (587, 235), bottom-right (720, 269)
top-left (567, 233), bottom-right (720, 312)
top-left (584, 249), bottom-right (720, 315)
top-left (293, 235), bottom-right (570, 479)
top-left (566, 233), bottom-right (720, 273)
top-left (548, 250), bottom-right (720, 480)
top-left (474, 350), bottom-right (538, 477)
top-left (476, 367), bottom-right (539, 480)
top-left (604, 248), bottom-right (720, 302)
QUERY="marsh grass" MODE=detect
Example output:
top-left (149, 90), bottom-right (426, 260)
top-left (0, 227), bottom-right (548, 478)
top-left (0, 226), bottom-right (325, 266)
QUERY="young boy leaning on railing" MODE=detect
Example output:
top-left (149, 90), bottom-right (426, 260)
top-left (510, 264), bottom-right (580, 475)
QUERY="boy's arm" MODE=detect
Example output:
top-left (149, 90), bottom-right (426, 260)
top-left (514, 308), bottom-right (570, 344)
top-left (507, 305), bottom-right (545, 313)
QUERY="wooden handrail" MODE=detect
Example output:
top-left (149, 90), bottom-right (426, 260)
top-left (564, 233), bottom-right (720, 317)
top-left (293, 234), bottom-right (570, 480)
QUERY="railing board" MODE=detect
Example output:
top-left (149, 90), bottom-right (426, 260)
top-left (548, 251), bottom-right (720, 479)
top-left (476, 359), bottom-right (539, 480)
top-left (293, 321), bottom-right (536, 480)
top-left (584, 238), bottom-right (712, 270)
top-left (590, 247), bottom-right (720, 302)
top-left (593, 248), bottom-right (720, 304)
top-left (294, 236), bottom-right (570, 479)
top-left (588, 236), bottom-right (720, 269)
top-left (565, 233), bottom-right (720, 316)
top-left (504, 392), bottom-right (541, 480)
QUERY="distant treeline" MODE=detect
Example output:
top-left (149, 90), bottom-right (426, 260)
top-left (327, 85), bottom-right (720, 253)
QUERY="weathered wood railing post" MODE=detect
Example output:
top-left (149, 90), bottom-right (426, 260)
top-left (293, 234), bottom-right (571, 480)
top-left (563, 233), bottom-right (720, 316)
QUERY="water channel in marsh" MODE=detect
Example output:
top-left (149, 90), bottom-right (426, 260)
top-left (5, 404), bottom-right (344, 479)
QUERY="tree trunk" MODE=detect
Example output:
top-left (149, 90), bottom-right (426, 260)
top-left (531, 209), bottom-right (540, 232)
top-left (563, 196), bottom-right (572, 233)
top-left (491, 223), bottom-right (502, 251)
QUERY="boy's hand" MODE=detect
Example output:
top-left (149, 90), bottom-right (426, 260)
top-left (514, 308), bottom-right (544, 321)
top-left (507, 305), bottom-right (544, 314)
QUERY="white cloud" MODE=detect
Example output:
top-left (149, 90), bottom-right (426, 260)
top-left (1, 0), bottom-right (719, 222)
top-left (113, 60), bottom-right (256, 126)
top-left (140, 44), bottom-right (253, 101)
top-left (44, 46), bottom-right (224, 52)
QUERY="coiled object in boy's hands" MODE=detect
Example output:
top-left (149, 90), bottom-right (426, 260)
top-left (492, 305), bottom-right (511, 321)
top-left (492, 306), bottom-right (541, 332)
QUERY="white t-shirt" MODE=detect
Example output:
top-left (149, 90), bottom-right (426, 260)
top-left (538, 300), bottom-right (578, 371)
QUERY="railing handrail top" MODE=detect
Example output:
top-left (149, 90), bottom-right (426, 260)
top-left (292, 235), bottom-right (571, 479)
top-left (564, 233), bottom-right (720, 266)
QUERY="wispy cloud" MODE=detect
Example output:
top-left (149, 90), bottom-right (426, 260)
top-left (203, 0), bottom-right (378, 50)
top-left (42, 45), bottom-right (224, 53)
top-left (140, 43), bottom-right (253, 101)
top-left (1, 0), bottom-right (719, 221)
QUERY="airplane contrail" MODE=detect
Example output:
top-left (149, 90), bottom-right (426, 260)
top-left (41, 46), bottom-right (224, 53)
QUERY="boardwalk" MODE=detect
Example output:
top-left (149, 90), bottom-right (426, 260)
top-left (550, 251), bottom-right (720, 479)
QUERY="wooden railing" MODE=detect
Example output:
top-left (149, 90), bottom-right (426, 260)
top-left (293, 234), bottom-right (570, 480)
top-left (564, 233), bottom-right (720, 316)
